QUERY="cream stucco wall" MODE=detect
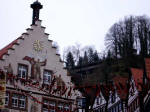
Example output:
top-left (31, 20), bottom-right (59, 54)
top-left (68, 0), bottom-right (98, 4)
top-left (0, 20), bottom-right (81, 112)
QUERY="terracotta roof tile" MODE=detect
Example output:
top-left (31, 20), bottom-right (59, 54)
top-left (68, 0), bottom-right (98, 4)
top-left (113, 76), bottom-right (128, 100)
top-left (100, 84), bottom-right (115, 100)
top-left (145, 58), bottom-right (150, 79)
top-left (131, 68), bottom-right (143, 91)
top-left (0, 38), bottom-right (20, 59)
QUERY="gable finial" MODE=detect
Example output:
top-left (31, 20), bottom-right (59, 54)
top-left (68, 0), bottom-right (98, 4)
top-left (31, 0), bottom-right (43, 25)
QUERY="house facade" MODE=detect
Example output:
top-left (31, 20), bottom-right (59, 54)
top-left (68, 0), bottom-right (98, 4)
top-left (92, 64), bottom-right (150, 112)
top-left (93, 86), bottom-right (122, 112)
top-left (93, 91), bottom-right (106, 112)
top-left (0, 1), bottom-right (81, 112)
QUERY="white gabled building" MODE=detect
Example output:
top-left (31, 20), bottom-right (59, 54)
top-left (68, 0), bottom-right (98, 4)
top-left (92, 74), bottom-right (140, 112)
top-left (107, 90), bottom-right (122, 112)
top-left (93, 91), bottom-right (106, 112)
top-left (0, 1), bottom-right (81, 112)
top-left (92, 84), bottom-right (123, 112)
top-left (127, 68), bottom-right (142, 112)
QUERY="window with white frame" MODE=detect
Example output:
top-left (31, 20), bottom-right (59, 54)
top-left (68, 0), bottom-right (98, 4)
top-left (43, 99), bottom-right (56, 112)
top-left (43, 99), bottom-right (49, 110)
top-left (43, 109), bottom-right (49, 112)
top-left (18, 64), bottom-right (28, 79)
top-left (77, 98), bottom-right (82, 107)
top-left (50, 109), bottom-right (55, 112)
top-left (43, 99), bottom-right (49, 105)
top-left (18, 96), bottom-right (26, 108)
top-left (43, 70), bottom-right (52, 84)
top-left (57, 103), bottom-right (63, 110)
top-left (64, 104), bottom-right (69, 111)
top-left (49, 101), bottom-right (55, 112)
top-left (5, 92), bottom-right (9, 105)
top-left (49, 101), bottom-right (55, 107)
top-left (12, 94), bottom-right (18, 107)
top-left (5, 93), bottom-right (26, 110)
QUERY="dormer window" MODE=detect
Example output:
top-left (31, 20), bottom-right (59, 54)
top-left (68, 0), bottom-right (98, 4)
top-left (43, 70), bottom-right (52, 84)
top-left (18, 64), bottom-right (28, 79)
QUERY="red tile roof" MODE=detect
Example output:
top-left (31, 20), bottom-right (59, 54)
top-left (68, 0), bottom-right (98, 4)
top-left (100, 84), bottom-right (115, 100)
top-left (131, 68), bottom-right (143, 91)
top-left (0, 37), bottom-right (20, 59)
top-left (145, 58), bottom-right (150, 79)
top-left (113, 76), bottom-right (128, 100)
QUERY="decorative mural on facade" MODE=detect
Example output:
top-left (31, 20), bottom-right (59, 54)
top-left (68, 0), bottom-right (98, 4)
top-left (23, 56), bottom-right (47, 81)
top-left (0, 71), bottom-right (6, 109)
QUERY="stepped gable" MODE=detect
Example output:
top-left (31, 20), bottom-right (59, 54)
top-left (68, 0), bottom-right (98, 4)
top-left (0, 20), bottom-right (81, 105)
top-left (0, 19), bottom-right (76, 97)
top-left (0, 20), bottom-right (62, 62)
top-left (131, 68), bottom-right (143, 91)
top-left (0, 1), bottom-right (82, 111)
top-left (113, 76), bottom-right (128, 100)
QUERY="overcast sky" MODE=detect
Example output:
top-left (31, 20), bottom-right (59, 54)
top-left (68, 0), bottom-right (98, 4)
top-left (1, 0), bottom-right (150, 55)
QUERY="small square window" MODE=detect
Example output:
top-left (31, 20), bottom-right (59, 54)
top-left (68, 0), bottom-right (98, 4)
top-left (49, 101), bottom-right (55, 107)
top-left (43, 109), bottom-right (49, 112)
top-left (43, 70), bottom-right (52, 84)
top-left (57, 103), bottom-right (63, 110)
top-left (77, 99), bottom-right (82, 107)
top-left (43, 99), bottom-right (49, 105)
top-left (64, 104), bottom-right (69, 111)
top-left (50, 110), bottom-right (55, 112)
top-left (43, 99), bottom-right (56, 112)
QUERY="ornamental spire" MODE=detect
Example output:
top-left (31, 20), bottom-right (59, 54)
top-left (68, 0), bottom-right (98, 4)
top-left (31, 0), bottom-right (43, 25)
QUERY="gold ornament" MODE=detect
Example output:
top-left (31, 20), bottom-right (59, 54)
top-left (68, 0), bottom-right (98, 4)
top-left (33, 40), bottom-right (43, 52)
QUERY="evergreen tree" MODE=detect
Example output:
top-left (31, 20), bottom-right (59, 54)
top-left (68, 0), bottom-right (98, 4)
top-left (77, 56), bottom-right (83, 67)
top-left (83, 51), bottom-right (89, 65)
top-left (88, 47), bottom-right (94, 64)
top-left (66, 52), bottom-right (75, 69)
top-left (93, 51), bottom-right (99, 63)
